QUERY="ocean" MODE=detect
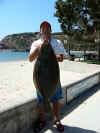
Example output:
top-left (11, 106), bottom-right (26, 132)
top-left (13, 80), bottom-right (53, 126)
top-left (0, 50), bottom-right (29, 62)
top-left (0, 50), bottom-right (85, 62)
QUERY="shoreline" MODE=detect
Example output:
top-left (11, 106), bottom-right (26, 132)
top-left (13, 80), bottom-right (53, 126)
top-left (0, 49), bottom-right (29, 52)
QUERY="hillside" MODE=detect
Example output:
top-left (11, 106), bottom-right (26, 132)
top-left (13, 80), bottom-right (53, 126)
top-left (0, 32), bottom-right (65, 51)
top-left (0, 32), bottom-right (40, 51)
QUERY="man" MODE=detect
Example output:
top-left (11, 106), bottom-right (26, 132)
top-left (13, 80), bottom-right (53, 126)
top-left (29, 21), bottom-right (67, 132)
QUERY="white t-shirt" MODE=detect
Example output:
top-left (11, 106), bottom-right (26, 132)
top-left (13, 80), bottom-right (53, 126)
top-left (30, 38), bottom-right (67, 55)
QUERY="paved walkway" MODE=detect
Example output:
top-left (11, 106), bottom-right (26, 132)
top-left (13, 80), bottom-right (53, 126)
top-left (25, 84), bottom-right (100, 133)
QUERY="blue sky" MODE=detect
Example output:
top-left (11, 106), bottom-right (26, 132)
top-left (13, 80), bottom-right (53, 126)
top-left (0, 0), bottom-right (61, 40)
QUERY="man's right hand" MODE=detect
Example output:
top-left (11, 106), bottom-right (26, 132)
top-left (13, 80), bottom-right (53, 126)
top-left (29, 44), bottom-right (42, 62)
top-left (38, 43), bottom-right (42, 50)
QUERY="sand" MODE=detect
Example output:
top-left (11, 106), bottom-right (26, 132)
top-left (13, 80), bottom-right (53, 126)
top-left (0, 60), bottom-right (100, 112)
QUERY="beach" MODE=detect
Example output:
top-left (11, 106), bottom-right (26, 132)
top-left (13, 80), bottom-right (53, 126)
top-left (0, 60), bottom-right (100, 113)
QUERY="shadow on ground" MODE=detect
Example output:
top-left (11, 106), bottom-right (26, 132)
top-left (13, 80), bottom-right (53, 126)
top-left (25, 84), bottom-right (100, 133)
top-left (25, 124), bottom-right (98, 133)
top-left (60, 84), bottom-right (100, 120)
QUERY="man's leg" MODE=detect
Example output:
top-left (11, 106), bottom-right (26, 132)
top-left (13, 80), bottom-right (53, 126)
top-left (52, 100), bottom-right (64, 132)
top-left (52, 100), bottom-right (60, 121)
top-left (50, 83), bottom-right (64, 132)
top-left (50, 84), bottom-right (62, 121)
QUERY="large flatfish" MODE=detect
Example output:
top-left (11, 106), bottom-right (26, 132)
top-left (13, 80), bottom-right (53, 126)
top-left (33, 41), bottom-right (60, 112)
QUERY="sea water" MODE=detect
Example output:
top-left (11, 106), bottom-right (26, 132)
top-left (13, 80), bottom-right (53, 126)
top-left (0, 50), bottom-right (29, 62)
top-left (0, 50), bottom-right (85, 62)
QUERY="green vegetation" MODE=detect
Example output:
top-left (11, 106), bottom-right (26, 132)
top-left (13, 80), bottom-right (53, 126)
top-left (54, 0), bottom-right (100, 61)
top-left (80, 60), bottom-right (100, 65)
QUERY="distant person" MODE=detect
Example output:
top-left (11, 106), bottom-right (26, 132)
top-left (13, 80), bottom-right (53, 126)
top-left (29, 21), bottom-right (67, 132)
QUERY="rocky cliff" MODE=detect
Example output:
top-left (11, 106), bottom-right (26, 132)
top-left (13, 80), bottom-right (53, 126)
top-left (0, 32), bottom-right (65, 51)
top-left (0, 32), bottom-right (40, 51)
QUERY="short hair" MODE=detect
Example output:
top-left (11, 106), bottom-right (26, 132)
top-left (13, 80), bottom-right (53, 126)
top-left (40, 21), bottom-right (51, 30)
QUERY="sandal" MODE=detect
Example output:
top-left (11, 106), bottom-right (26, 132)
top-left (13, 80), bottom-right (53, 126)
top-left (33, 118), bottom-right (46, 133)
top-left (54, 120), bottom-right (64, 132)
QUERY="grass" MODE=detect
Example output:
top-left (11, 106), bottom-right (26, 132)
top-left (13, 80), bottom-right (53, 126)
top-left (80, 60), bottom-right (100, 65)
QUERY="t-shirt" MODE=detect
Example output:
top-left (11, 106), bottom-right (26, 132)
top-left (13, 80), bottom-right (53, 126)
top-left (30, 38), bottom-right (67, 55)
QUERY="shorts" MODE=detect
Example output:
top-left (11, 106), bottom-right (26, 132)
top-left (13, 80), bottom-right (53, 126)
top-left (36, 84), bottom-right (63, 104)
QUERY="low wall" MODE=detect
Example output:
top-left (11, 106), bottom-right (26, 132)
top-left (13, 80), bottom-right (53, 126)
top-left (0, 99), bottom-right (39, 133)
top-left (0, 72), bottom-right (100, 133)
top-left (63, 72), bottom-right (100, 103)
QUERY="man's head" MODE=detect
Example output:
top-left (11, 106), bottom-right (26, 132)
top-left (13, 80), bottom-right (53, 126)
top-left (40, 21), bottom-right (51, 32)
top-left (40, 21), bottom-right (51, 41)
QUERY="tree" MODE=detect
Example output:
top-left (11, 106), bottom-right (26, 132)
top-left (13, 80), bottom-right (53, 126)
top-left (86, 0), bottom-right (100, 60)
top-left (54, 0), bottom-right (91, 56)
top-left (54, 0), bottom-right (92, 35)
top-left (54, 0), bottom-right (100, 60)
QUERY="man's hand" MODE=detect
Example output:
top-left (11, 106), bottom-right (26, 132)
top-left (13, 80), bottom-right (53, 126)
top-left (38, 43), bottom-right (43, 49)
top-left (56, 54), bottom-right (63, 62)
top-left (44, 40), bottom-right (49, 45)
top-left (29, 44), bottom-right (42, 62)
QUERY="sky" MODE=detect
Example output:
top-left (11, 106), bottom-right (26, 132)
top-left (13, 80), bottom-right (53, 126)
top-left (0, 0), bottom-right (61, 40)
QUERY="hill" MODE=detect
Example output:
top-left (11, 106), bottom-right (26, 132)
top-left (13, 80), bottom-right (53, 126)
top-left (0, 32), bottom-right (65, 51)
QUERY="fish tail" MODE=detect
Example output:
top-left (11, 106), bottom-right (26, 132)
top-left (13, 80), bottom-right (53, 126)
top-left (43, 99), bottom-right (51, 113)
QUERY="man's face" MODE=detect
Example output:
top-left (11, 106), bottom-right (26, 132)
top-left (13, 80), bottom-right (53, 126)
top-left (40, 26), bottom-right (51, 41)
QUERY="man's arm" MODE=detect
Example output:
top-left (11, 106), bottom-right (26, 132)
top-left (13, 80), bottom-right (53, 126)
top-left (52, 39), bottom-right (66, 62)
top-left (29, 44), bottom-right (42, 62)
top-left (29, 47), bottom-right (39, 62)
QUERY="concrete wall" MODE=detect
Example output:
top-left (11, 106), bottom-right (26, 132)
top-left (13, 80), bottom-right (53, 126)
top-left (65, 72), bottom-right (100, 103)
top-left (0, 99), bottom-right (39, 133)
